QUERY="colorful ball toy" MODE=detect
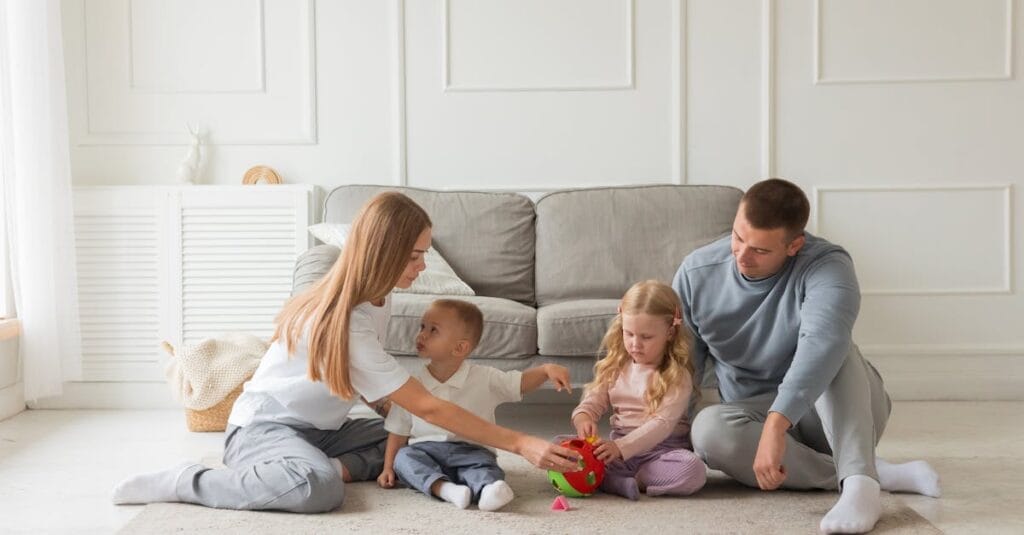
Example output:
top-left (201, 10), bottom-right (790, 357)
top-left (547, 436), bottom-right (605, 497)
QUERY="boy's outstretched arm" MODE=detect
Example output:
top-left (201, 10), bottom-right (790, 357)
top-left (377, 432), bottom-right (409, 488)
top-left (520, 364), bottom-right (572, 394)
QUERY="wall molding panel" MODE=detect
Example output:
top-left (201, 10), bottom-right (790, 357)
top-left (813, 0), bottom-right (1014, 84)
top-left (441, 0), bottom-right (636, 92)
top-left (127, 0), bottom-right (267, 94)
top-left (399, 0), bottom-right (682, 189)
top-left (78, 0), bottom-right (317, 145)
top-left (813, 184), bottom-right (1013, 295)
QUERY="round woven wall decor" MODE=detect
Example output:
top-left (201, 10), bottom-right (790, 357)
top-left (242, 165), bottom-right (283, 185)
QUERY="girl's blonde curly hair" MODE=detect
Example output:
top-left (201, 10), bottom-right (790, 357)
top-left (585, 280), bottom-right (696, 414)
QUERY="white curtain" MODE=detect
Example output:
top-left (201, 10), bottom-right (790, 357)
top-left (0, 0), bottom-right (82, 400)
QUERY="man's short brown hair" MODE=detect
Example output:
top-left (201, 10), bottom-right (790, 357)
top-left (432, 299), bottom-right (484, 348)
top-left (741, 178), bottom-right (810, 238)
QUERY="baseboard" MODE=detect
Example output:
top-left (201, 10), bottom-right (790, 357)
top-left (0, 382), bottom-right (25, 420)
top-left (27, 382), bottom-right (178, 409)
top-left (862, 350), bottom-right (1024, 401)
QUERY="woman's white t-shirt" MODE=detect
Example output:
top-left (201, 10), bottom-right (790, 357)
top-left (228, 295), bottom-right (410, 430)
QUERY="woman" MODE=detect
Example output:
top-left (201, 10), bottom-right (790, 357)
top-left (112, 192), bottom-right (577, 512)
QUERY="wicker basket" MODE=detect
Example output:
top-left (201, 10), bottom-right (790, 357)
top-left (184, 375), bottom-right (251, 432)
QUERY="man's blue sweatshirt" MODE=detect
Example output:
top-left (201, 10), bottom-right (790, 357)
top-left (672, 232), bottom-right (860, 425)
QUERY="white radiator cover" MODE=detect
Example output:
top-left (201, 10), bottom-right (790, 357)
top-left (73, 185), bottom-right (314, 383)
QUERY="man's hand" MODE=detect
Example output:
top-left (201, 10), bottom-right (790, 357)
top-left (377, 468), bottom-right (397, 488)
top-left (593, 438), bottom-right (623, 463)
top-left (753, 411), bottom-right (791, 490)
top-left (545, 364), bottom-right (572, 393)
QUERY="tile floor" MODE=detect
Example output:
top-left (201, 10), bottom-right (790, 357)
top-left (0, 401), bottom-right (1020, 534)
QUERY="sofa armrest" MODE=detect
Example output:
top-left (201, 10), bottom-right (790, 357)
top-left (292, 244), bottom-right (341, 296)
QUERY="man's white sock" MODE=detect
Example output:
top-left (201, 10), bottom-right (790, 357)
top-left (819, 475), bottom-right (882, 534)
top-left (436, 481), bottom-right (471, 509)
top-left (111, 461), bottom-right (197, 505)
top-left (876, 458), bottom-right (941, 498)
top-left (478, 480), bottom-right (514, 511)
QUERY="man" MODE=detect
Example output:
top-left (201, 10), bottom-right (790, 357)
top-left (673, 178), bottom-right (939, 534)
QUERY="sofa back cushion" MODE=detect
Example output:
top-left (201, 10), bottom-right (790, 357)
top-left (323, 185), bottom-right (536, 304)
top-left (534, 185), bottom-right (743, 306)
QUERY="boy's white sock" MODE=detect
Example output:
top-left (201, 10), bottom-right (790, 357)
top-left (436, 481), bottom-right (471, 509)
top-left (112, 461), bottom-right (197, 505)
top-left (819, 475), bottom-right (882, 534)
top-left (478, 480), bottom-right (514, 511)
top-left (876, 458), bottom-right (941, 498)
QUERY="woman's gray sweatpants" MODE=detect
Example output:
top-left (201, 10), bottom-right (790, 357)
top-left (174, 418), bottom-right (387, 513)
top-left (691, 346), bottom-right (891, 491)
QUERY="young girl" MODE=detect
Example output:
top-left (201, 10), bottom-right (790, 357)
top-left (571, 280), bottom-right (706, 500)
top-left (112, 192), bottom-right (578, 513)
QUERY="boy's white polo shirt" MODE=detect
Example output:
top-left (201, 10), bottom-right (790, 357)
top-left (384, 361), bottom-right (523, 451)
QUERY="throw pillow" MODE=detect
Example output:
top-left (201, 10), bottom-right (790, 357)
top-left (307, 223), bottom-right (475, 296)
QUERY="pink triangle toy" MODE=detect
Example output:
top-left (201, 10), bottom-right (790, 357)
top-left (550, 495), bottom-right (571, 511)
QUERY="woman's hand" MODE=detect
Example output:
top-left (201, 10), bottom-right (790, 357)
top-left (573, 414), bottom-right (598, 440)
top-left (593, 439), bottom-right (623, 463)
top-left (377, 468), bottom-right (397, 488)
top-left (517, 435), bottom-right (578, 472)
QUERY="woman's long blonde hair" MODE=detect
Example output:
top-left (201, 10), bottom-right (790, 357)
top-left (273, 192), bottom-right (431, 399)
top-left (586, 280), bottom-right (696, 414)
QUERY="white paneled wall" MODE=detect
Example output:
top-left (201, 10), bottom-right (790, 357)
top-left (770, 0), bottom-right (1024, 400)
top-left (60, 0), bottom-right (1024, 400)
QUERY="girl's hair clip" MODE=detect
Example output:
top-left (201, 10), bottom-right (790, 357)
top-left (671, 317), bottom-right (682, 327)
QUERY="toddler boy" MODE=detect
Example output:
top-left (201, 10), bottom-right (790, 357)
top-left (377, 299), bottom-right (571, 511)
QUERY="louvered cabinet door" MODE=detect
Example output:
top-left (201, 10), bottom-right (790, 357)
top-left (172, 186), bottom-right (313, 348)
top-left (74, 188), bottom-right (172, 381)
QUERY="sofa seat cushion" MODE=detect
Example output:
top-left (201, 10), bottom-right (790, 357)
top-left (386, 294), bottom-right (537, 360)
top-left (537, 299), bottom-right (619, 357)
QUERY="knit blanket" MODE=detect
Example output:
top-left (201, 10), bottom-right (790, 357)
top-left (164, 333), bottom-right (268, 410)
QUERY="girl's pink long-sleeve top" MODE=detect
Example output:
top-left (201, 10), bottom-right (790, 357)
top-left (572, 361), bottom-right (693, 460)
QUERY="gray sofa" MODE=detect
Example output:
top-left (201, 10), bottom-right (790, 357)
top-left (292, 184), bottom-right (743, 387)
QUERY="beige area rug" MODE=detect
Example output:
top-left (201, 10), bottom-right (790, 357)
top-left (120, 454), bottom-right (940, 534)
